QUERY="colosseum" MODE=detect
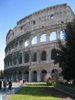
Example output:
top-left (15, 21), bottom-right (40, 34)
top-left (4, 3), bottom-right (75, 82)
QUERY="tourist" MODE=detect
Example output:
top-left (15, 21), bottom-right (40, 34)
top-left (8, 80), bottom-right (12, 91)
top-left (3, 79), bottom-right (7, 91)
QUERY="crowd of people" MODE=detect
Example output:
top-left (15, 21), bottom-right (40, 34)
top-left (0, 79), bottom-right (12, 91)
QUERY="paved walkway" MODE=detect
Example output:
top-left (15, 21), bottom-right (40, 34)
top-left (0, 82), bottom-right (26, 100)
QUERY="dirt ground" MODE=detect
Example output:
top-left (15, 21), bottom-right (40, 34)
top-left (43, 87), bottom-right (75, 100)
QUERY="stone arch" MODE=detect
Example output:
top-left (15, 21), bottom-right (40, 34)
top-left (13, 72), bottom-right (16, 82)
top-left (51, 69), bottom-right (59, 80)
top-left (11, 44), bottom-right (14, 51)
top-left (15, 42), bottom-right (19, 49)
top-left (32, 52), bottom-right (37, 62)
top-left (32, 36), bottom-right (37, 44)
top-left (31, 70), bottom-right (37, 82)
top-left (51, 49), bottom-right (57, 60)
top-left (24, 53), bottom-right (29, 63)
top-left (50, 15), bottom-right (54, 19)
top-left (41, 70), bottom-right (47, 82)
top-left (18, 71), bottom-right (22, 81)
top-left (13, 55), bottom-right (17, 65)
top-left (23, 70), bottom-right (29, 82)
top-left (25, 39), bottom-right (29, 47)
top-left (19, 40), bottom-right (23, 48)
top-left (60, 30), bottom-right (65, 39)
top-left (40, 33), bottom-right (46, 42)
top-left (41, 51), bottom-right (46, 61)
top-left (50, 32), bottom-right (56, 41)
top-left (10, 57), bottom-right (12, 66)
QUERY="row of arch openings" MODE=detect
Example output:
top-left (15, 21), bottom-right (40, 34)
top-left (6, 49), bottom-right (57, 67)
top-left (7, 69), bottom-right (58, 82)
top-left (6, 30), bottom-right (65, 53)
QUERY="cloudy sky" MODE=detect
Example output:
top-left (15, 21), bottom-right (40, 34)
top-left (0, 0), bottom-right (75, 70)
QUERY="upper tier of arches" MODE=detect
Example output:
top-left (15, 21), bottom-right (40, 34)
top-left (5, 30), bottom-right (65, 56)
top-left (6, 3), bottom-right (74, 45)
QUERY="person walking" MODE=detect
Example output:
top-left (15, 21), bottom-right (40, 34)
top-left (8, 80), bottom-right (12, 91)
top-left (3, 79), bottom-right (7, 91)
top-left (0, 79), bottom-right (2, 91)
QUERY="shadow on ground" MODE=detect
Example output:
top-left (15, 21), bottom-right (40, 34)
top-left (15, 87), bottom-right (75, 100)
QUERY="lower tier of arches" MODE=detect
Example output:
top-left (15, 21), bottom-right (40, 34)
top-left (4, 65), bottom-right (61, 82)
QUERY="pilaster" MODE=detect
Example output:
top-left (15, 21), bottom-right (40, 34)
top-left (56, 29), bottom-right (60, 40)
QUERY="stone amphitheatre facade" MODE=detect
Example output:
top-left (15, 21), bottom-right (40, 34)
top-left (4, 3), bottom-right (75, 82)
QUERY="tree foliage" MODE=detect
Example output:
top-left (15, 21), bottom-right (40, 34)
top-left (0, 70), bottom-right (4, 79)
top-left (54, 18), bottom-right (75, 82)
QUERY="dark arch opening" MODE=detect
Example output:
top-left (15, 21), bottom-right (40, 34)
top-left (18, 71), bottom-right (22, 81)
top-left (42, 70), bottom-right (47, 73)
top-left (24, 53), bottom-right (29, 63)
top-left (41, 51), bottom-right (46, 61)
top-left (51, 49), bottom-right (57, 60)
top-left (13, 72), bottom-right (16, 82)
top-left (24, 70), bottom-right (29, 74)
top-left (18, 53), bottom-right (22, 64)
top-left (33, 71), bottom-right (37, 74)
top-left (24, 70), bottom-right (29, 82)
top-left (13, 55), bottom-right (17, 65)
top-left (32, 70), bottom-right (37, 82)
top-left (41, 70), bottom-right (47, 82)
top-left (32, 52), bottom-right (37, 61)
top-left (52, 69), bottom-right (58, 73)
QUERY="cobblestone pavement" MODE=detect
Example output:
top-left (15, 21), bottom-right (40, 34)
top-left (0, 82), bottom-right (25, 100)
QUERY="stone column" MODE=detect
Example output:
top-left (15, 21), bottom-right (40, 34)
top-left (17, 54), bottom-right (19, 66)
top-left (37, 33), bottom-right (40, 44)
top-left (37, 72), bottom-right (41, 82)
top-left (46, 31), bottom-right (50, 43)
top-left (50, 49), bottom-right (51, 62)
top-left (29, 35), bottom-right (32, 46)
top-left (17, 41), bottom-right (19, 50)
top-left (29, 69), bottom-right (31, 82)
top-left (22, 52), bottom-right (24, 65)
top-left (47, 48), bottom-right (50, 63)
top-left (37, 50), bottom-right (40, 64)
top-left (56, 29), bottom-right (60, 40)
top-left (29, 51), bottom-right (31, 65)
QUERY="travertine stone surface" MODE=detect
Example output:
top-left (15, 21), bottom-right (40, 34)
top-left (4, 3), bottom-right (75, 82)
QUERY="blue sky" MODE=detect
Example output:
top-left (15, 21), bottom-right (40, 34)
top-left (0, 0), bottom-right (75, 70)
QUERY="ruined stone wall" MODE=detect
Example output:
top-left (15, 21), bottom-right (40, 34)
top-left (4, 3), bottom-right (74, 82)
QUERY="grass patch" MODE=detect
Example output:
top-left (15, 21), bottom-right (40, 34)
top-left (9, 84), bottom-right (62, 100)
top-left (25, 84), bottom-right (54, 87)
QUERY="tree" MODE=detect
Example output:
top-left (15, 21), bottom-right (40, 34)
top-left (54, 18), bottom-right (75, 82)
